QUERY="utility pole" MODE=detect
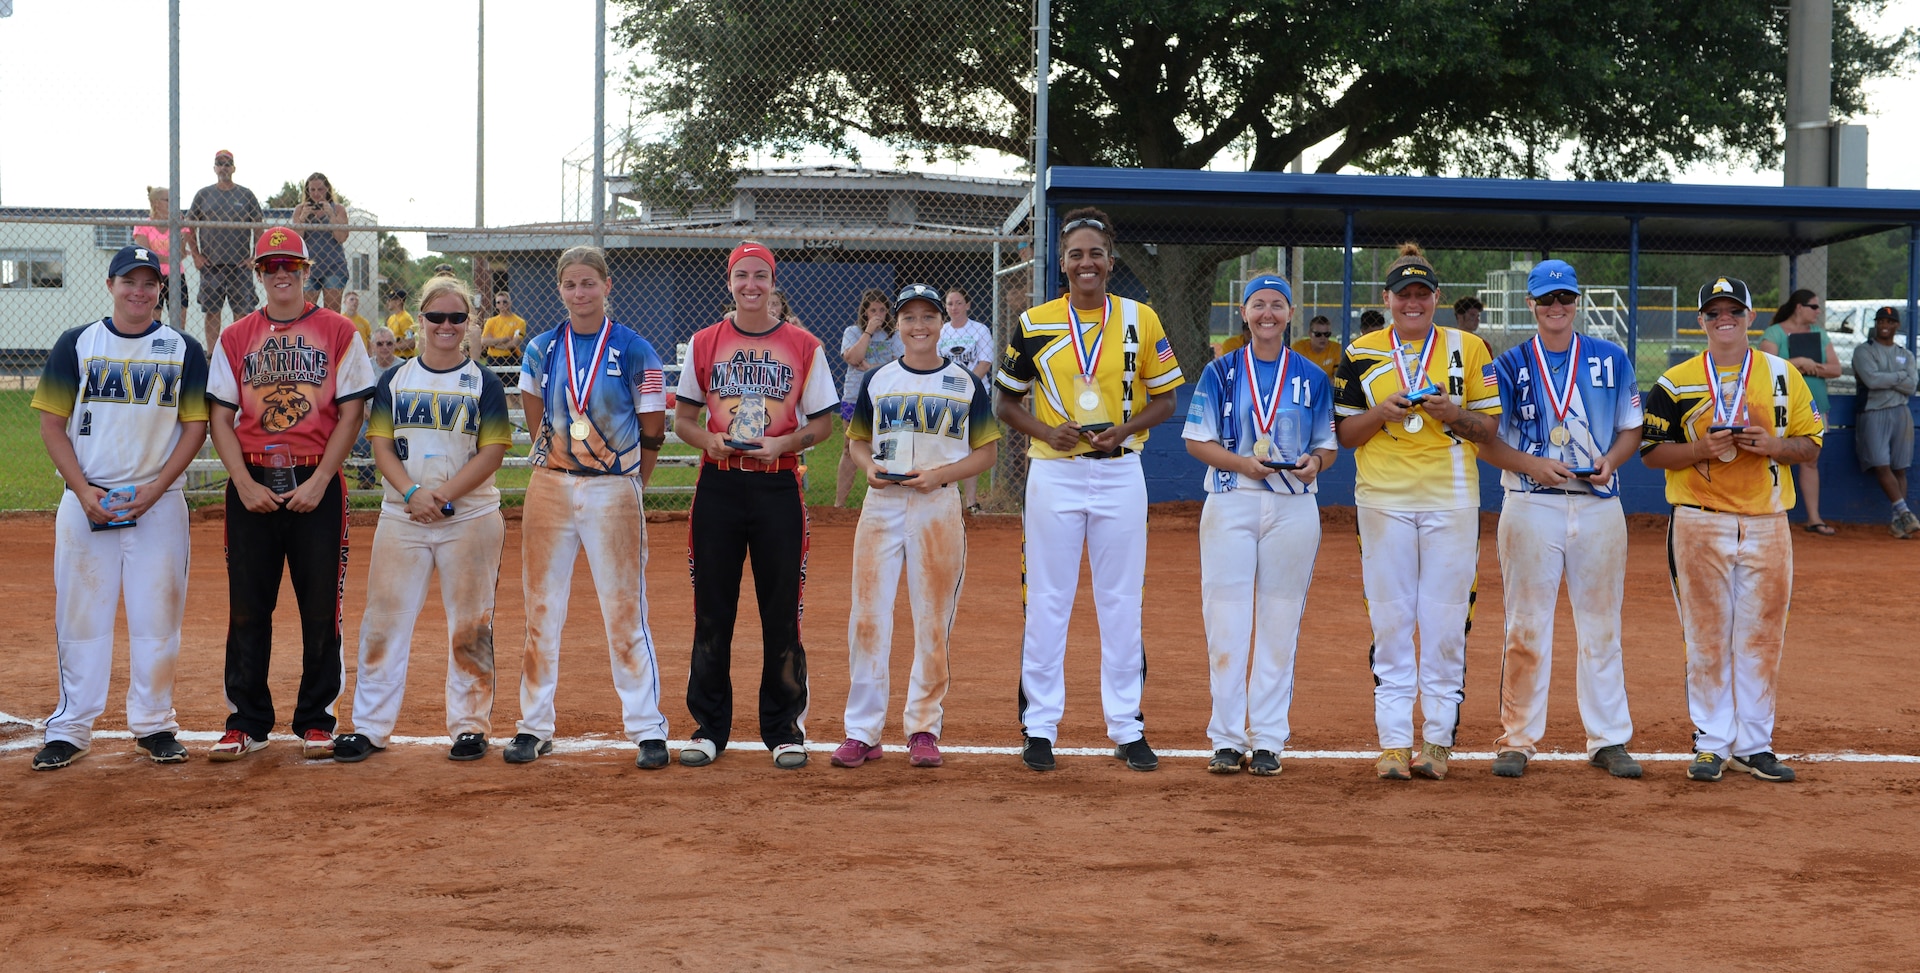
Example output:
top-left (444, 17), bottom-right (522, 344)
top-left (1782, 0), bottom-right (1833, 300)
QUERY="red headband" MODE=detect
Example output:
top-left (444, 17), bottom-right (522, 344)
top-left (727, 243), bottom-right (776, 278)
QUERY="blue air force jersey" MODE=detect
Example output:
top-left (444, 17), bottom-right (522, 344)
top-left (518, 321), bottom-right (667, 476)
top-left (1492, 334), bottom-right (1642, 498)
top-left (1182, 347), bottom-right (1337, 494)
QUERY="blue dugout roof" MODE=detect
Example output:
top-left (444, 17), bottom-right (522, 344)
top-left (1045, 167), bottom-right (1920, 254)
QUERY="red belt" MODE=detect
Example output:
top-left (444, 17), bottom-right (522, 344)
top-left (243, 452), bottom-right (322, 467)
top-left (707, 455), bottom-right (801, 473)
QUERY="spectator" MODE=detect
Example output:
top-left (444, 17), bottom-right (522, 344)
top-left (941, 286), bottom-right (996, 512)
top-left (480, 291), bottom-right (526, 367)
top-left (1761, 289), bottom-right (1840, 534)
top-left (368, 326), bottom-right (400, 373)
top-left (1359, 308), bottom-right (1386, 334)
top-left (296, 172), bottom-right (350, 312)
top-left (770, 288), bottom-right (799, 326)
top-left (184, 149), bottom-right (264, 349)
top-left (1219, 322), bottom-right (1251, 358)
top-left (132, 185), bottom-right (191, 316)
top-left (1454, 295), bottom-right (1484, 333)
top-left (386, 289), bottom-right (417, 358)
top-left (1291, 313), bottom-right (1341, 375)
top-left (836, 289), bottom-right (901, 507)
top-left (343, 291), bottom-right (372, 346)
top-left (350, 326), bottom-right (402, 490)
top-left (1851, 306), bottom-right (1919, 537)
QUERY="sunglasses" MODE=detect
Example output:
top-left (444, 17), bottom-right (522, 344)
top-left (423, 311), bottom-right (470, 325)
top-left (373, 340), bottom-right (395, 346)
top-left (1060, 217), bottom-right (1108, 235)
top-left (257, 258), bottom-right (308, 275)
top-left (1701, 308), bottom-right (1749, 320)
top-left (1311, 331), bottom-right (1332, 337)
top-left (1804, 303), bottom-right (1821, 311)
top-left (1533, 291), bottom-right (1579, 306)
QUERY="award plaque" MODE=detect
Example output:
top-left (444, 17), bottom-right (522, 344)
top-left (874, 418), bottom-right (916, 482)
top-left (1263, 409), bottom-right (1304, 471)
top-left (1070, 373), bottom-right (1113, 433)
top-left (260, 442), bottom-right (298, 494)
top-left (725, 390), bottom-right (769, 451)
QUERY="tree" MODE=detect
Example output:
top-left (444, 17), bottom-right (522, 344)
top-left (613, 0), bottom-right (1911, 368)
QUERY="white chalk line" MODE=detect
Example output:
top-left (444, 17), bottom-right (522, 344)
top-left (3, 711), bottom-right (1916, 763)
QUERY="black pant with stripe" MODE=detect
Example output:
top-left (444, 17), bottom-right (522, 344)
top-left (686, 464), bottom-right (810, 750)
top-left (222, 469), bottom-right (348, 740)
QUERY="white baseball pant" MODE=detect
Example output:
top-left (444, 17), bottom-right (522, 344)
top-left (45, 490), bottom-right (190, 748)
top-left (1199, 489), bottom-right (1320, 754)
top-left (1358, 505), bottom-right (1479, 749)
top-left (1494, 491), bottom-right (1633, 757)
top-left (842, 484), bottom-right (965, 744)
top-left (1667, 506), bottom-right (1792, 759)
top-left (517, 468), bottom-right (667, 744)
top-left (1018, 453), bottom-right (1149, 746)
top-left (349, 511), bottom-right (505, 747)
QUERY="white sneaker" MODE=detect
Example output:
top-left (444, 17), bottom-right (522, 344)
top-left (679, 738), bottom-right (718, 767)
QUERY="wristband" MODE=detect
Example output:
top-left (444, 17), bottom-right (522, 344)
top-left (403, 484), bottom-right (421, 503)
top-left (638, 432), bottom-right (667, 451)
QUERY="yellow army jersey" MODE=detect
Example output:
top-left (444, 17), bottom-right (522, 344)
top-left (1333, 326), bottom-right (1501, 510)
top-left (994, 295), bottom-right (1184, 459)
top-left (1640, 350), bottom-right (1823, 515)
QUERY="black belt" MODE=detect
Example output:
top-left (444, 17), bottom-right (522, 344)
top-left (1513, 488), bottom-right (1582, 496)
top-left (1674, 503), bottom-right (1739, 515)
top-left (1076, 447), bottom-right (1135, 461)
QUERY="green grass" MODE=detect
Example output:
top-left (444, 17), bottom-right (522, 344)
top-left (0, 390), bottom-right (63, 510)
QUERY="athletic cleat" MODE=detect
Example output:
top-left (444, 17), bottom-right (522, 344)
top-left (1021, 736), bottom-right (1056, 772)
top-left (1491, 751), bottom-right (1528, 778)
top-left (330, 733), bottom-right (382, 763)
top-left (301, 729), bottom-right (335, 759)
top-left (679, 738), bottom-right (717, 767)
top-left (907, 732), bottom-right (943, 768)
top-left (1893, 516), bottom-right (1913, 539)
top-left (831, 738), bottom-right (882, 768)
top-left (1590, 744), bottom-right (1644, 778)
top-left (1729, 751), bottom-right (1796, 783)
top-left (208, 729), bottom-right (266, 762)
top-left (772, 743), bottom-right (809, 769)
top-left (1410, 742), bottom-right (1451, 780)
top-left (1114, 737), bottom-right (1158, 772)
top-left (448, 733), bottom-right (488, 761)
top-left (135, 732), bottom-right (188, 764)
top-left (1687, 752), bottom-right (1725, 782)
top-left (1207, 748), bottom-right (1245, 774)
top-left (1899, 510), bottom-right (1920, 537)
top-left (635, 739), bottom-right (670, 770)
top-left (1247, 750), bottom-right (1281, 777)
top-left (1377, 748), bottom-right (1412, 780)
top-left (31, 740), bottom-right (87, 771)
top-left (502, 733), bottom-right (553, 764)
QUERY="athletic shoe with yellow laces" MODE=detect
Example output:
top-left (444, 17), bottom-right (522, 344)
top-left (1376, 748), bottom-right (1412, 780)
top-left (1410, 741), bottom-right (1451, 780)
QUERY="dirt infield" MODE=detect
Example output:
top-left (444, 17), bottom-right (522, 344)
top-left (2, 503), bottom-right (1917, 971)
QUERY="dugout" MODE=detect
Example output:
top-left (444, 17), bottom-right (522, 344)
top-left (1040, 167), bottom-right (1920, 521)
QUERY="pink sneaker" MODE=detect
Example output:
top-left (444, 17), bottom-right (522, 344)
top-left (830, 738), bottom-right (882, 768)
top-left (907, 732), bottom-right (942, 768)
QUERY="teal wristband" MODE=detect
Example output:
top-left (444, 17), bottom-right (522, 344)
top-left (403, 484), bottom-right (421, 503)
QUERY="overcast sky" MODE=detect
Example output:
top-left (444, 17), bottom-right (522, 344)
top-left (1, 0), bottom-right (1915, 244)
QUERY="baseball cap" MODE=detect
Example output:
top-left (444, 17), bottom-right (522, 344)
top-left (1697, 277), bottom-right (1752, 311)
top-left (108, 244), bottom-right (164, 279)
top-left (214, 149), bottom-right (234, 162)
top-left (1241, 274), bottom-right (1294, 306)
top-left (892, 283), bottom-right (946, 316)
top-left (1383, 260), bottom-right (1438, 293)
top-left (1875, 306), bottom-right (1901, 322)
top-left (253, 226), bottom-right (309, 263)
top-left (1527, 259), bottom-right (1580, 297)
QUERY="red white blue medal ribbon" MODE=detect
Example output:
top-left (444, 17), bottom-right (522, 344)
top-left (1702, 348), bottom-right (1752, 427)
top-left (1529, 334), bottom-right (1582, 430)
top-left (564, 317), bottom-right (613, 437)
top-left (1391, 329), bottom-right (1439, 394)
top-left (1242, 345), bottom-right (1289, 443)
top-left (1066, 297), bottom-right (1109, 380)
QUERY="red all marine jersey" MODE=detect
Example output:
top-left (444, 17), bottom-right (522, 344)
top-left (206, 304), bottom-right (377, 455)
top-left (674, 319), bottom-right (841, 451)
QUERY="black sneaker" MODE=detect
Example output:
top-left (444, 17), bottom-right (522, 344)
top-left (1021, 736), bottom-right (1056, 772)
top-left (1207, 748), bottom-right (1245, 774)
top-left (1247, 750), bottom-right (1281, 777)
top-left (331, 733), bottom-right (383, 764)
top-left (448, 733), bottom-right (488, 762)
top-left (31, 740), bottom-right (87, 771)
top-left (135, 732), bottom-right (189, 764)
top-left (1687, 752), bottom-right (1725, 782)
top-left (1491, 751), bottom-right (1529, 778)
top-left (503, 733), bottom-right (553, 764)
top-left (1114, 737), bottom-right (1158, 772)
top-left (635, 739), bottom-right (670, 770)
top-left (1729, 751), bottom-right (1796, 783)
top-left (1590, 745), bottom-right (1643, 779)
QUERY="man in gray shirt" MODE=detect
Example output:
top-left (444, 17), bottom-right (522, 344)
top-left (185, 149), bottom-right (264, 349)
top-left (1851, 305), bottom-right (1918, 537)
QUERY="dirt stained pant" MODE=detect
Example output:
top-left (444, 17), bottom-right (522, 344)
top-left (45, 489), bottom-right (190, 748)
top-left (1494, 490), bottom-right (1634, 757)
top-left (1199, 488), bottom-right (1320, 755)
top-left (517, 468), bottom-right (666, 744)
top-left (1359, 504), bottom-right (1478, 750)
top-left (1667, 506), bottom-right (1791, 759)
top-left (1018, 453), bottom-right (1149, 746)
top-left (842, 483), bottom-right (965, 745)
top-left (350, 510), bottom-right (505, 748)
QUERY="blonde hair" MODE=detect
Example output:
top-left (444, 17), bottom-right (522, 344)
top-left (556, 245), bottom-right (610, 283)
top-left (417, 274), bottom-right (475, 313)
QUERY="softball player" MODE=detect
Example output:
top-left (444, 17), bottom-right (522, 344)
top-left (1332, 242), bottom-right (1500, 781)
top-left (332, 276), bottom-right (513, 764)
top-left (205, 227), bottom-right (375, 761)
top-left (508, 246), bottom-right (672, 768)
top-left (674, 241), bottom-right (840, 770)
top-left (29, 246), bottom-right (209, 770)
top-left (993, 207), bottom-right (1184, 773)
top-left (1181, 275), bottom-right (1336, 777)
top-left (835, 289), bottom-right (900, 507)
top-left (1480, 260), bottom-right (1643, 779)
top-left (1641, 277), bottom-right (1823, 783)
top-left (831, 284), bottom-right (1001, 769)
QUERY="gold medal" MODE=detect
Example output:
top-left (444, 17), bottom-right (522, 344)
top-left (1549, 425), bottom-right (1571, 447)
top-left (1253, 437), bottom-right (1271, 461)
top-left (569, 419), bottom-right (590, 441)
top-left (1077, 387), bottom-right (1101, 412)
top-left (1403, 413), bottom-right (1424, 434)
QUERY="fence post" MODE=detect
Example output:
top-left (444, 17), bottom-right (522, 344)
top-left (591, 0), bottom-right (606, 249)
top-left (1908, 224), bottom-right (1918, 353)
top-left (476, 0), bottom-right (485, 227)
top-left (168, 0), bottom-right (182, 329)
top-left (1340, 210), bottom-right (1355, 345)
top-left (1031, 0), bottom-right (1050, 311)
top-left (1626, 217), bottom-right (1640, 363)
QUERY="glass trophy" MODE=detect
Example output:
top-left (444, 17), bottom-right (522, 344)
top-left (1401, 342), bottom-right (1441, 403)
top-left (1262, 410), bottom-right (1305, 471)
top-left (1562, 416), bottom-right (1599, 478)
top-left (1070, 374), bottom-right (1113, 433)
top-left (874, 418), bottom-right (915, 482)
top-left (91, 486), bottom-right (137, 532)
top-left (261, 442), bottom-right (298, 494)
top-left (725, 390), bottom-right (769, 450)
top-left (1709, 375), bottom-right (1746, 462)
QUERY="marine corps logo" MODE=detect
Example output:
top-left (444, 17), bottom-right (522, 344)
top-left (268, 229), bottom-right (289, 248)
top-left (260, 381), bottom-right (313, 434)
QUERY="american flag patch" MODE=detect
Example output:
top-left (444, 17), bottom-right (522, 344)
top-left (1481, 363), bottom-right (1498, 388)
top-left (639, 368), bottom-right (664, 394)
top-left (943, 373), bottom-right (970, 393)
top-left (1629, 391), bottom-right (1642, 409)
top-left (459, 372), bottom-right (477, 389)
top-left (1155, 337), bottom-right (1175, 363)
top-left (151, 337), bottom-right (176, 354)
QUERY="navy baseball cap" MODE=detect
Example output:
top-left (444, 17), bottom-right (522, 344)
top-left (1875, 306), bottom-right (1900, 322)
top-left (1527, 259), bottom-right (1580, 297)
top-left (1698, 277), bottom-right (1753, 311)
top-left (892, 283), bottom-right (946, 316)
top-left (108, 244), bottom-right (164, 279)
top-left (1241, 274), bottom-right (1294, 306)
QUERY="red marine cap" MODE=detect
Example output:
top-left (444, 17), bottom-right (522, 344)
top-left (727, 242), bottom-right (776, 278)
top-left (253, 226), bottom-right (310, 263)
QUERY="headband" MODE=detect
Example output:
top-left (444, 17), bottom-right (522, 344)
top-left (727, 243), bottom-right (777, 279)
top-left (1241, 274), bottom-right (1293, 306)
